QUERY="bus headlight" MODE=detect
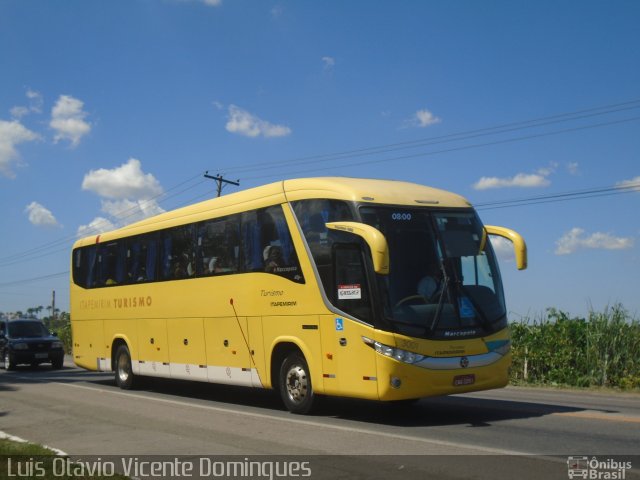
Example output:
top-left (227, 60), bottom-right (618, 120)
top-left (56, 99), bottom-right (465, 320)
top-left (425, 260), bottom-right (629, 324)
top-left (362, 337), bottom-right (425, 365)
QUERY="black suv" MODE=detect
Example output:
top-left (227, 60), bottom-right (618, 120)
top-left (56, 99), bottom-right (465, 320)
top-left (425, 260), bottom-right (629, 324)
top-left (0, 319), bottom-right (64, 370)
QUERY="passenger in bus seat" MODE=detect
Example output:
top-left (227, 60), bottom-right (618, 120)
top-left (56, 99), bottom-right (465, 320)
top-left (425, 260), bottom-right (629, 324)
top-left (263, 245), bottom-right (284, 273)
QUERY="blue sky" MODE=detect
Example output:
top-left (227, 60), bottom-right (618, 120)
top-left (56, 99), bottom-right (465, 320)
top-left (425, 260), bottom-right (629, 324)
top-left (1, 1), bottom-right (638, 319)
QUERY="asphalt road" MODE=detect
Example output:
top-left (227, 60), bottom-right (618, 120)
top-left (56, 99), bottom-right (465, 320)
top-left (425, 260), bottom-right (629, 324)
top-left (1, 357), bottom-right (639, 480)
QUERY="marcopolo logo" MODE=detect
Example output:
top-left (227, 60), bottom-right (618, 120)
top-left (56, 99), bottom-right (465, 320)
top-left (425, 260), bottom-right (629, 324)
top-left (567, 456), bottom-right (632, 479)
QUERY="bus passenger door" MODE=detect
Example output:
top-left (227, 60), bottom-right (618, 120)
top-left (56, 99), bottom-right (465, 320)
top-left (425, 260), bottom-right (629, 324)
top-left (320, 243), bottom-right (379, 400)
top-left (203, 317), bottom-right (252, 386)
top-left (319, 314), bottom-right (378, 400)
top-left (136, 319), bottom-right (169, 377)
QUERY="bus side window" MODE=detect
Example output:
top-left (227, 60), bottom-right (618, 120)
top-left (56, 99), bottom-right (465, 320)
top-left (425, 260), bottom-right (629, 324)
top-left (95, 242), bottom-right (124, 287)
top-left (258, 206), bottom-right (304, 283)
top-left (198, 216), bottom-right (240, 276)
top-left (73, 247), bottom-right (93, 288)
top-left (126, 234), bottom-right (156, 283)
top-left (241, 211), bottom-right (263, 272)
top-left (161, 225), bottom-right (195, 280)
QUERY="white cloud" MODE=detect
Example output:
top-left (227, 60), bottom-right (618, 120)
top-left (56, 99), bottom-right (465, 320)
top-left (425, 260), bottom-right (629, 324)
top-left (100, 198), bottom-right (165, 224)
top-left (271, 5), bottom-right (284, 18)
top-left (404, 108), bottom-right (441, 129)
top-left (0, 119), bottom-right (40, 178)
top-left (82, 158), bottom-right (163, 200)
top-left (10, 89), bottom-right (43, 119)
top-left (322, 56), bottom-right (335, 70)
top-left (79, 159), bottom-right (166, 235)
top-left (567, 162), bottom-right (579, 176)
top-left (555, 228), bottom-right (634, 255)
top-left (616, 175), bottom-right (640, 192)
top-left (25, 202), bottom-right (60, 228)
top-left (50, 95), bottom-right (91, 147)
top-left (225, 105), bottom-right (291, 138)
top-left (473, 172), bottom-right (551, 190)
top-left (415, 109), bottom-right (441, 127)
top-left (10, 106), bottom-right (30, 118)
top-left (490, 236), bottom-right (515, 263)
top-left (175, 0), bottom-right (222, 6)
top-left (77, 217), bottom-right (117, 238)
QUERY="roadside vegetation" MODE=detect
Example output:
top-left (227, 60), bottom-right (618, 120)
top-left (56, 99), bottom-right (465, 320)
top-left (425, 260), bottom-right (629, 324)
top-left (0, 439), bottom-right (127, 479)
top-left (3, 304), bottom-right (639, 391)
top-left (509, 304), bottom-right (640, 390)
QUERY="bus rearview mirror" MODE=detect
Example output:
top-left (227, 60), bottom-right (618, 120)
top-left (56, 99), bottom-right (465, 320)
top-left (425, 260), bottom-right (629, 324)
top-left (325, 222), bottom-right (390, 275)
top-left (484, 225), bottom-right (528, 270)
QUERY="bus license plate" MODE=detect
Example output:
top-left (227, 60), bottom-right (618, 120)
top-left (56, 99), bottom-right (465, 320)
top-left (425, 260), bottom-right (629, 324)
top-left (453, 374), bottom-right (475, 386)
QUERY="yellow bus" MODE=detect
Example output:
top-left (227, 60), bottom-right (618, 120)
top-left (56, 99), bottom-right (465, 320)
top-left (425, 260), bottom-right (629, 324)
top-left (70, 177), bottom-right (526, 414)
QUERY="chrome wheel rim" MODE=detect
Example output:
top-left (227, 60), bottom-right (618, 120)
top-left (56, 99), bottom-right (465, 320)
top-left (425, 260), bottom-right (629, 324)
top-left (285, 364), bottom-right (308, 404)
top-left (117, 353), bottom-right (130, 383)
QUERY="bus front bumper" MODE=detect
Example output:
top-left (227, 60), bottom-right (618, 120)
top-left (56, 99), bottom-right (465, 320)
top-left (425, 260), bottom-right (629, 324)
top-left (375, 352), bottom-right (511, 401)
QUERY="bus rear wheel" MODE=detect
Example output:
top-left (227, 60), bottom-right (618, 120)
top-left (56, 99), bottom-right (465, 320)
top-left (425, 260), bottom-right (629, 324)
top-left (279, 352), bottom-right (318, 415)
top-left (114, 344), bottom-right (135, 389)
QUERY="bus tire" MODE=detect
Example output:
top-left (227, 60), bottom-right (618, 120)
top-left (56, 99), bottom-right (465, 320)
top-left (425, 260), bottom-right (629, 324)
top-left (114, 344), bottom-right (135, 389)
top-left (279, 351), bottom-right (318, 415)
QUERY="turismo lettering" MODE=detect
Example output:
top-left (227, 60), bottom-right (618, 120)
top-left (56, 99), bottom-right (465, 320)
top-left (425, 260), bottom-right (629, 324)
top-left (113, 296), bottom-right (153, 309)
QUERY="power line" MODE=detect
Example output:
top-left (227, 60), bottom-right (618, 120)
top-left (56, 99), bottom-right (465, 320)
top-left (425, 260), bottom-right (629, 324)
top-left (0, 271), bottom-right (69, 289)
top-left (2, 182), bottom-right (638, 291)
top-left (475, 182), bottom-right (640, 210)
top-left (203, 172), bottom-right (240, 197)
top-left (244, 116), bottom-right (640, 181)
top-left (0, 173), bottom-right (208, 269)
top-left (219, 99), bottom-right (640, 175)
top-left (2, 99), bottom-right (638, 270)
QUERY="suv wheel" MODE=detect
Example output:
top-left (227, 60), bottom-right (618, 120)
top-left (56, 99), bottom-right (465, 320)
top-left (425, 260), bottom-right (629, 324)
top-left (3, 350), bottom-right (16, 371)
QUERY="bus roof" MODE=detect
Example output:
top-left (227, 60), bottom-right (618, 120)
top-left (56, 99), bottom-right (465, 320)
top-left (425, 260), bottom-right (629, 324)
top-left (73, 177), bottom-right (471, 247)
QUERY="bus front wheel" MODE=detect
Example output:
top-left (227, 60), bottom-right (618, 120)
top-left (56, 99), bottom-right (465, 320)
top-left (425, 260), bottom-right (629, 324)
top-left (279, 352), bottom-right (318, 415)
top-left (114, 344), bottom-right (135, 389)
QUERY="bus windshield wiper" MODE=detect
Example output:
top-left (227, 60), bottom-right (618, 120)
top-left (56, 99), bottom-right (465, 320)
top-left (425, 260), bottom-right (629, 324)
top-left (429, 264), bottom-right (451, 332)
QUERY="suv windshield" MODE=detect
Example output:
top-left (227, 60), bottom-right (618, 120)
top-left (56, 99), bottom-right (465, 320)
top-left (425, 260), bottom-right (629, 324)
top-left (8, 321), bottom-right (50, 338)
top-left (360, 207), bottom-right (506, 339)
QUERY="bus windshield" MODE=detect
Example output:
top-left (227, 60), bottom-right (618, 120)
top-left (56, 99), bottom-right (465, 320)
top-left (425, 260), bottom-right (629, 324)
top-left (360, 207), bottom-right (506, 339)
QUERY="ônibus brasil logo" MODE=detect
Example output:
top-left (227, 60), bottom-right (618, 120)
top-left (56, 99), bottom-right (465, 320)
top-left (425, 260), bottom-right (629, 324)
top-left (567, 456), bottom-right (632, 479)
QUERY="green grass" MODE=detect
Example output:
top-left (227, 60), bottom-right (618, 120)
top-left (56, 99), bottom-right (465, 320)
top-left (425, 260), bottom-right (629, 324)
top-left (0, 439), bottom-right (128, 480)
top-left (509, 304), bottom-right (640, 390)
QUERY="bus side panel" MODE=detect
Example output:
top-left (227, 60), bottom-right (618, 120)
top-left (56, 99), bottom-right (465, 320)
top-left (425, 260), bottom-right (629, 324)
top-left (167, 318), bottom-right (208, 381)
top-left (203, 316), bottom-right (253, 386)
top-left (247, 316), bottom-right (266, 387)
top-left (319, 315), bottom-right (379, 400)
top-left (71, 319), bottom-right (105, 372)
top-left (262, 315), bottom-right (322, 393)
top-left (136, 318), bottom-right (170, 377)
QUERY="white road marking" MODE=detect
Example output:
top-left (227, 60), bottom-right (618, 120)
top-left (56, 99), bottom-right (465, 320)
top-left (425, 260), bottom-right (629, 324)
top-left (57, 381), bottom-right (531, 456)
top-left (0, 430), bottom-right (68, 456)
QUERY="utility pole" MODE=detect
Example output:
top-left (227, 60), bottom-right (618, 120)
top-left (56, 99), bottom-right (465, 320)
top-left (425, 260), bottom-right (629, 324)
top-left (51, 290), bottom-right (56, 322)
top-left (204, 171), bottom-right (240, 197)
